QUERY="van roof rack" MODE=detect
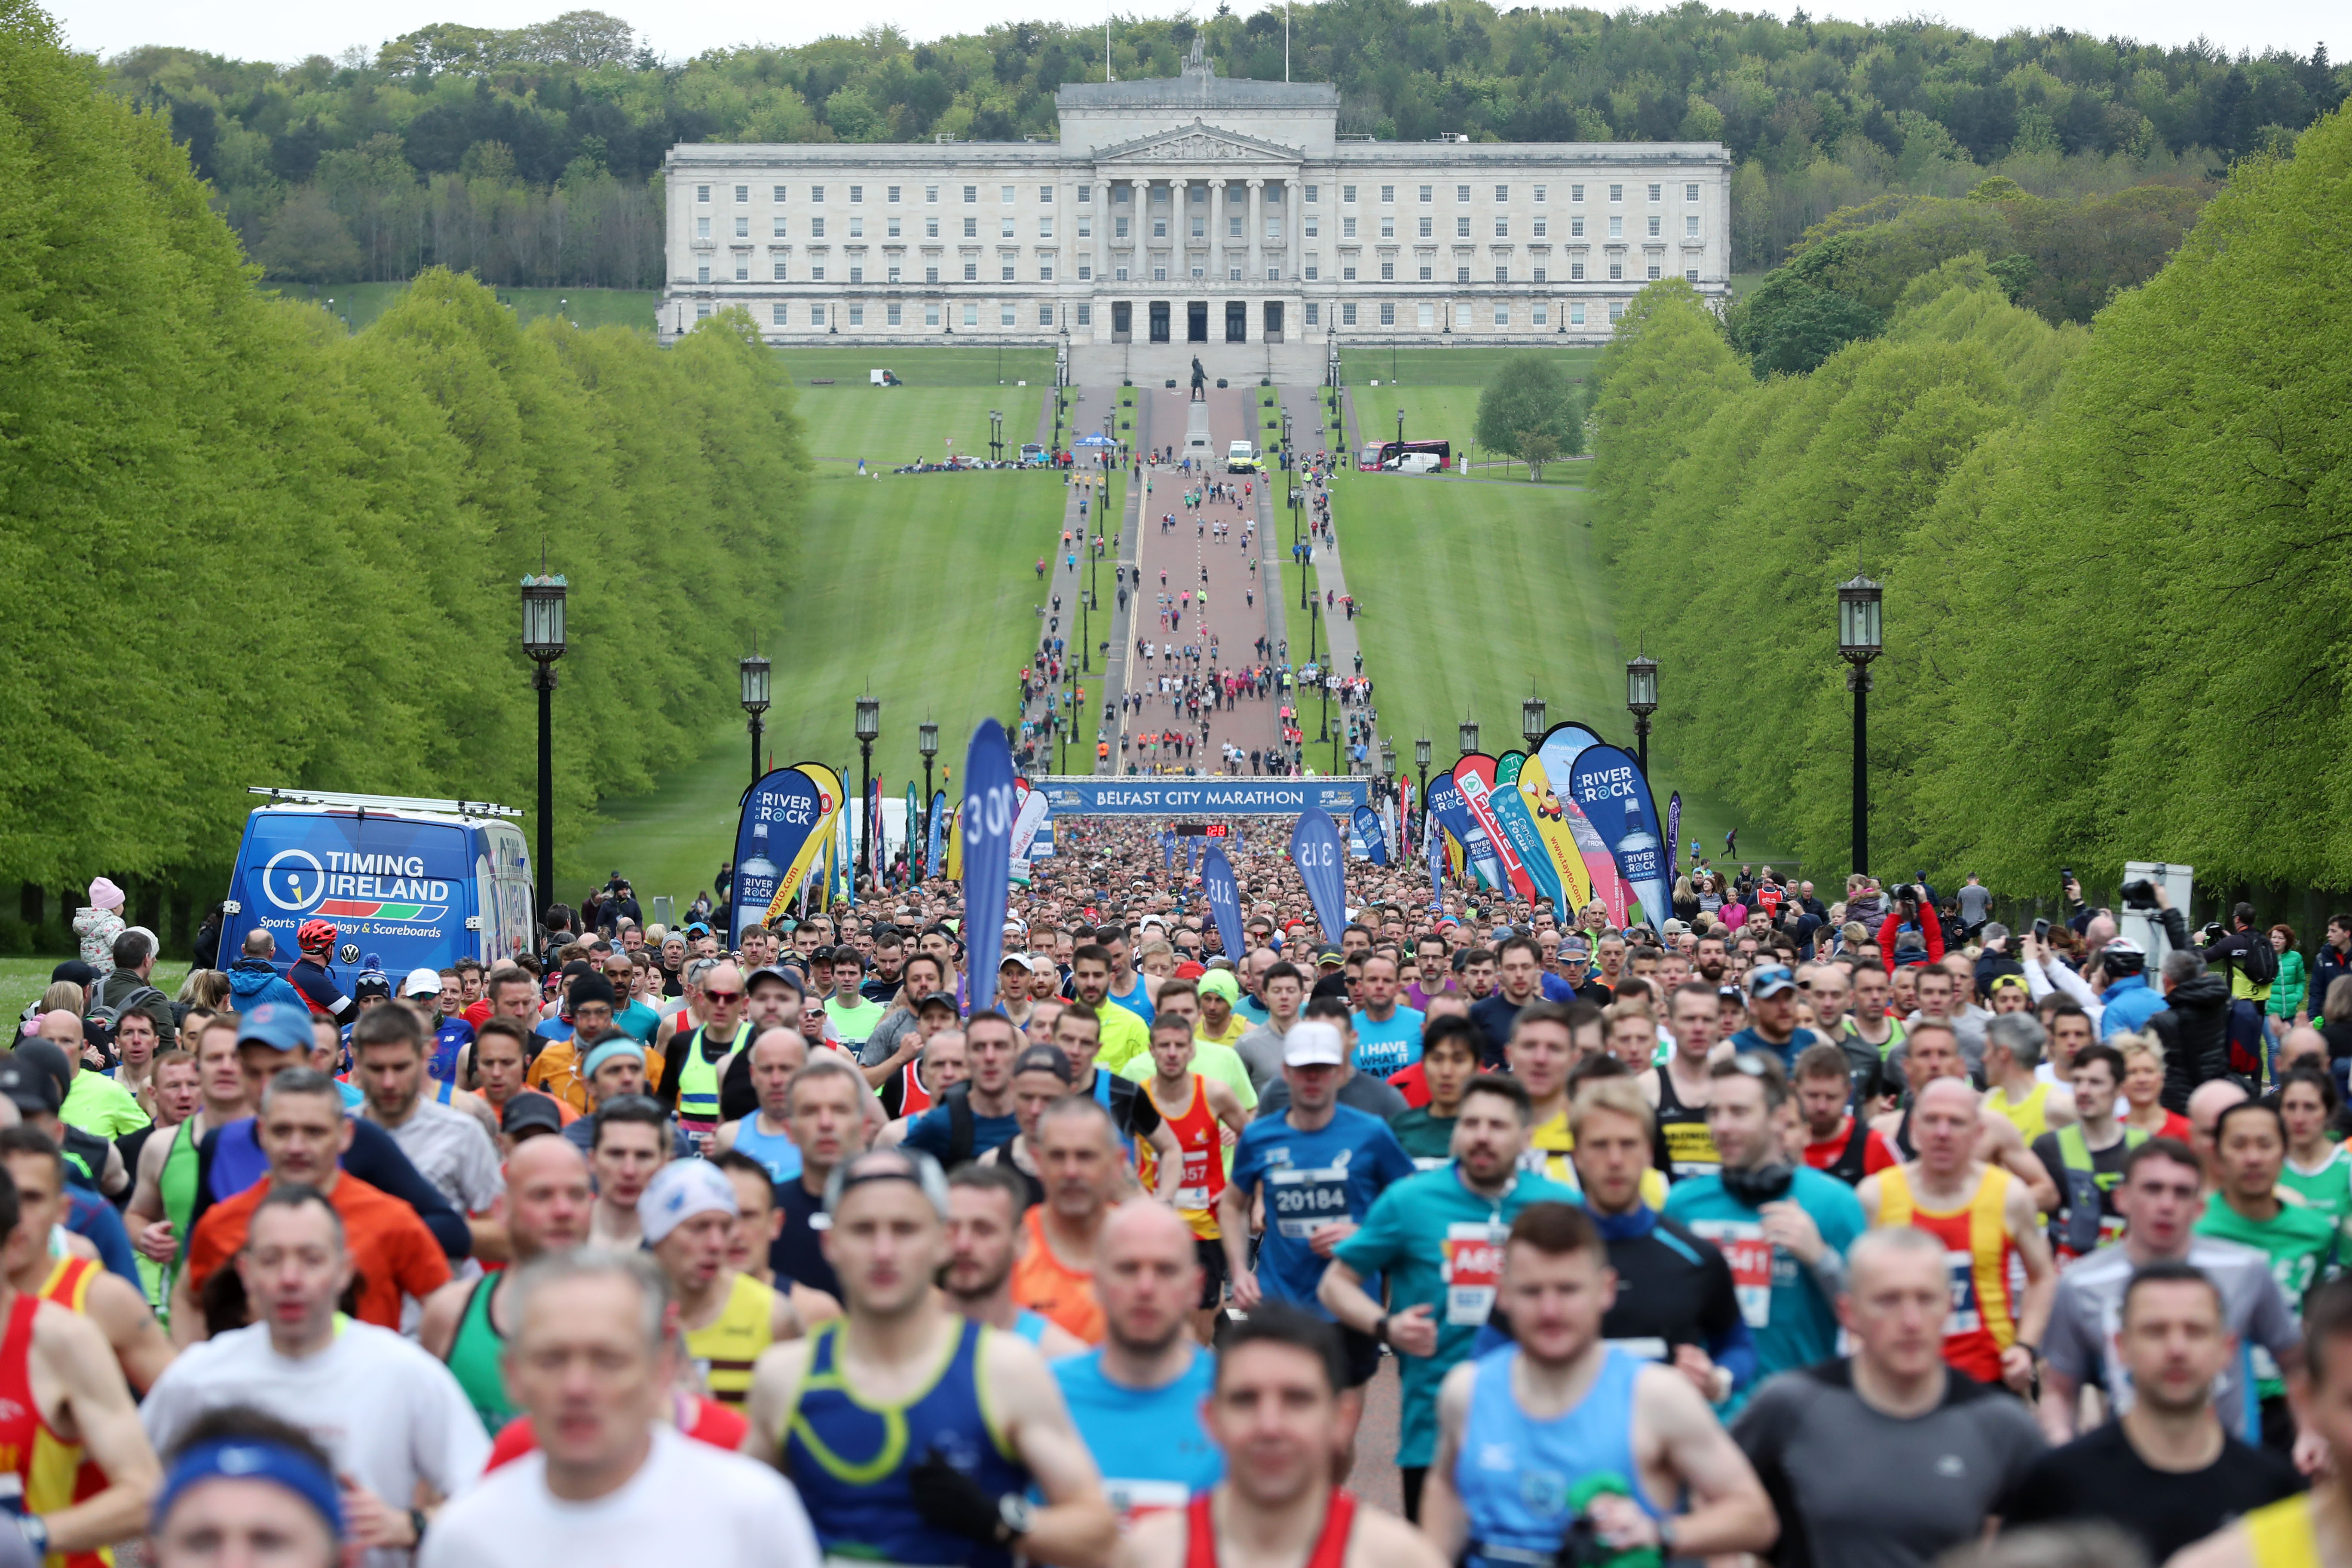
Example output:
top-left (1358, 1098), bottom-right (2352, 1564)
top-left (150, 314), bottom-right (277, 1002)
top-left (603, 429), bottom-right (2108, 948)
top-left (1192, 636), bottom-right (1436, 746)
top-left (248, 787), bottom-right (521, 819)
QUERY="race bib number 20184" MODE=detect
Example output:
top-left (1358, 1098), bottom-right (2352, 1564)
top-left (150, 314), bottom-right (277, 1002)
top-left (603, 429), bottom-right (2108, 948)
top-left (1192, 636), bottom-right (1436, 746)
top-left (1267, 1167), bottom-right (1350, 1239)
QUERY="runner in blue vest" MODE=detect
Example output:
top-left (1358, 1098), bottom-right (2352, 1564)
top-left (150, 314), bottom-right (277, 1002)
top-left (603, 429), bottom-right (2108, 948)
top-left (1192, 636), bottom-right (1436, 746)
top-left (1420, 1203), bottom-right (1777, 1568)
top-left (744, 1148), bottom-right (1117, 1568)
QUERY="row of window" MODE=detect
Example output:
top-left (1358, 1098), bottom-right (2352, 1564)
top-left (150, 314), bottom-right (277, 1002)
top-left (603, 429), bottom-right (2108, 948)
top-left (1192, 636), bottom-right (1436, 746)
top-left (696, 211), bottom-right (1705, 245)
top-left (692, 179), bottom-right (1709, 208)
top-left (687, 297), bottom-right (1635, 330)
top-left (694, 256), bottom-right (1696, 287)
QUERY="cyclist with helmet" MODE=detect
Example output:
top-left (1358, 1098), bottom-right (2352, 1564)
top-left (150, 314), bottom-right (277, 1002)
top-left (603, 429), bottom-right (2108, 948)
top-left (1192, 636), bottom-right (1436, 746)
top-left (2097, 938), bottom-right (2165, 1039)
top-left (286, 920), bottom-right (358, 1026)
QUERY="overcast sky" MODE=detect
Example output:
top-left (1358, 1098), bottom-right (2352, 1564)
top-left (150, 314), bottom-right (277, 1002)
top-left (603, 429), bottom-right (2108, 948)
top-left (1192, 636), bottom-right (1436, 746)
top-left (52, 0), bottom-right (2333, 70)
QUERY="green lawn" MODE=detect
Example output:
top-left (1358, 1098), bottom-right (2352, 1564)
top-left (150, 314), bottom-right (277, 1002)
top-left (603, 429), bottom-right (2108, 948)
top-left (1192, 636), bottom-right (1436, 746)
top-left (562, 465), bottom-right (1073, 907)
top-left (1333, 468), bottom-right (1785, 866)
top-left (271, 282), bottom-right (657, 333)
top-left (0, 958), bottom-right (190, 1027)
top-left (1341, 345), bottom-right (1601, 386)
top-left (773, 346), bottom-right (1057, 389)
top-left (792, 384), bottom-right (1048, 469)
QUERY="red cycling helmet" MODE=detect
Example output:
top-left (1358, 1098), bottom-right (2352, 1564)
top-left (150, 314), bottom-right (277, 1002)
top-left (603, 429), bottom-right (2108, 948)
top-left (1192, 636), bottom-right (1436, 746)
top-left (297, 919), bottom-right (338, 952)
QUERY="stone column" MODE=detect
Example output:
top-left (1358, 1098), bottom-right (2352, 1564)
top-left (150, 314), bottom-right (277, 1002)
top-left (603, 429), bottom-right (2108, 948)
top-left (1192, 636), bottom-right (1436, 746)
top-left (1246, 178), bottom-right (1265, 285)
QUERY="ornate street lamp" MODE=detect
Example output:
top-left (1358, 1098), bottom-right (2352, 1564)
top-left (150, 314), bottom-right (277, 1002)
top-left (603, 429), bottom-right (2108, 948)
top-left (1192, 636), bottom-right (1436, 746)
top-left (1625, 652), bottom-right (1658, 774)
top-left (1837, 574), bottom-right (1884, 875)
top-left (739, 643), bottom-right (772, 788)
top-left (520, 566), bottom-right (568, 928)
top-left (855, 693), bottom-right (881, 880)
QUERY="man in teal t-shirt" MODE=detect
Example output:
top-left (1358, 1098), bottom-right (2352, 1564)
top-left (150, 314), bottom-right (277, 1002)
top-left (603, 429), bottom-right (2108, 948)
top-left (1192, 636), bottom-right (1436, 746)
top-left (1319, 1076), bottom-right (1576, 1517)
top-left (1661, 1054), bottom-right (1865, 1411)
top-left (1349, 955), bottom-right (1425, 1076)
top-left (2195, 1098), bottom-right (2340, 1402)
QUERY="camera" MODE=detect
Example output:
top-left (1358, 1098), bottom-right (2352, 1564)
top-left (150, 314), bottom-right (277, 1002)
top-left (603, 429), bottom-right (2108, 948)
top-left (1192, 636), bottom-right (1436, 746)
top-left (2120, 879), bottom-right (2159, 911)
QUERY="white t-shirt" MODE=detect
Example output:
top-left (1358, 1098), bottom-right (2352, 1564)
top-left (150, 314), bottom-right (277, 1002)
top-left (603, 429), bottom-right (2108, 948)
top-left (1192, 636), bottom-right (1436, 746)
top-left (381, 1099), bottom-right (505, 1214)
top-left (421, 1424), bottom-right (823, 1568)
top-left (143, 1320), bottom-right (490, 1568)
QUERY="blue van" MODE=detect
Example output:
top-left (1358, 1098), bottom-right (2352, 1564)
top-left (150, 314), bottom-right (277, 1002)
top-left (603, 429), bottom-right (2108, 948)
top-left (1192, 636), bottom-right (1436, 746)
top-left (224, 789), bottom-right (536, 983)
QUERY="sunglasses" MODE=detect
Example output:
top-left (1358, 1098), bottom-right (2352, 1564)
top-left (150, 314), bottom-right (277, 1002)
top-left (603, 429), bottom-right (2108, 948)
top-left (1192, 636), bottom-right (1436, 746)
top-left (704, 989), bottom-right (744, 1004)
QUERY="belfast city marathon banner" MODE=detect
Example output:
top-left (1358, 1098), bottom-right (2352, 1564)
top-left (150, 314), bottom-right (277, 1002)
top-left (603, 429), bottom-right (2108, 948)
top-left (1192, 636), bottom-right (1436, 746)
top-left (1037, 777), bottom-right (1371, 815)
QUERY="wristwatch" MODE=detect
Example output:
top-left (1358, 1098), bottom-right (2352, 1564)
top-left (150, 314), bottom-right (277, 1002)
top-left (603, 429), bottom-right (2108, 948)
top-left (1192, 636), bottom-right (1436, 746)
top-left (409, 1508), bottom-right (429, 1546)
top-left (1373, 1314), bottom-right (1391, 1347)
top-left (995, 1493), bottom-right (1036, 1544)
top-left (17, 1517), bottom-right (48, 1557)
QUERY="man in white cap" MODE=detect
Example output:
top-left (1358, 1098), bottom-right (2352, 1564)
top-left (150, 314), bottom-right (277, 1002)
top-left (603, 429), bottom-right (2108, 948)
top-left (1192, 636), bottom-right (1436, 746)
top-left (639, 1160), bottom-right (805, 1409)
top-left (1217, 1020), bottom-right (1417, 1390)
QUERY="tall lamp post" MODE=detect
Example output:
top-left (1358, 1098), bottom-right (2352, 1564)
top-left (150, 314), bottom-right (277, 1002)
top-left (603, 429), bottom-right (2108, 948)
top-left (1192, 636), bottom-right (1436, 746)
top-left (1414, 735), bottom-right (1433, 848)
top-left (520, 567), bottom-right (569, 929)
top-left (1521, 688), bottom-right (1547, 753)
top-left (740, 643), bottom-right (772, 788)
top-left (1459, 719), bottom-right (1479, 758)
top-left (1625, 652), bottom-right (1658, 775)
top-left (854, 693), bottom-right (880, 883)
top-left (918, 721), bottom-right (940, 849)
top-left (1837, 574), bottom-right (1883, 876)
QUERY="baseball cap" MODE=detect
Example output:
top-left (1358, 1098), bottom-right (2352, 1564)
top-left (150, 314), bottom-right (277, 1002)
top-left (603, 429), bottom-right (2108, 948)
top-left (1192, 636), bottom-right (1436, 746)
top-left (637, 1159), bottom-right (738, 1246)
top-left (1746, 966), bottom-right (1798, 1000)
top-left (401, 967), bottom-right (442, 999)
top-left (1012, 1044), bottom-right (1077, 1084)
top-left (1989, 974), bottom-right (2030, 997)
top-left (1558, 936), bottom-right (1591, 959)
top-left (0, 1056), bottom-right (62, 1116)
top-left (238, 1001), bottom-right (315, 1055)
top-left (1282, 1021), bottom-right (1348, 1068)
top-left (1198, 970), bottom-right (1240, 1003)
top-left (745, 966), bottom-right (804, 995)
top-left (500, 1091), bottom-right (564, 1136)
top-left (1315, 948), bottom-right (1345, 968)
top-left (916, 992), bottom-right (959, 1017)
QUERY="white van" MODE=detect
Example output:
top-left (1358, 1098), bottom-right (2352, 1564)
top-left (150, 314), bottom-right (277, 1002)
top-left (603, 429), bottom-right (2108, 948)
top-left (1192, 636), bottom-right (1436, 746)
top-left (1226, 440), bottom-right (1259, 473)
top-left (1387, 451), bottom-right (1442, 474)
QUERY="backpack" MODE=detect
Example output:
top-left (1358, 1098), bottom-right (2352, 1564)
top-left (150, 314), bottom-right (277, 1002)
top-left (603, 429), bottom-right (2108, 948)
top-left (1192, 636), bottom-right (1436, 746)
top-left (2238, 931), bottom-right (2280, 986)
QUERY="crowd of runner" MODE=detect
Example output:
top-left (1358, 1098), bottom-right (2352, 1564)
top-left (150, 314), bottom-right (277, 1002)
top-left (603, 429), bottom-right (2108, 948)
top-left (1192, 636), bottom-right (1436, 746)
top-left (12, 834), bottom-right (2352, 1568)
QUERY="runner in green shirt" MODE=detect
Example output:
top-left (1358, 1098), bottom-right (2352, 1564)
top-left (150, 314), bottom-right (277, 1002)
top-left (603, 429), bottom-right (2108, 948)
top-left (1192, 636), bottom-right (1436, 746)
top-left (1387, 1020), bottom-right (1481, 1169)
top-left (2195, 1099), bottom-right (2338, 1402)
top-left (2275, 1066), bottom-right (2352, 1249)
top-left (824, 947), bottom-right (888, 1054)
top-left (1317, 1075), bottom-right (1577, 1517)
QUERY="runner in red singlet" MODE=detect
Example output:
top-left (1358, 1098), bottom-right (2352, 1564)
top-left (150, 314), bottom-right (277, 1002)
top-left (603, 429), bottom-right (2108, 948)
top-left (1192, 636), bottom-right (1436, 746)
top-left (1110, 1306), bottom-right (1442, 1568)
top-left (0, 1155), bottom-right (159, 1565)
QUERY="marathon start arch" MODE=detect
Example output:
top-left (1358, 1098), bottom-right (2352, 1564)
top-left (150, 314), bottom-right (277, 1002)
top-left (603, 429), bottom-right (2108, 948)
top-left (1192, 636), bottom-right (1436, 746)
top-left (1035, 776), bottom-right (1373, 815)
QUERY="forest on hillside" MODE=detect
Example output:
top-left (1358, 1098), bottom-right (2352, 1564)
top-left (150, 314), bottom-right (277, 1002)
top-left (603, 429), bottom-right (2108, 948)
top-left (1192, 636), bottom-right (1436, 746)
top-left (108, 3), bottom-right (2346, 289)
top-left (1587, 103), bottom-right (2351, 892)
top-left (0, 0), bottom-right (807, 944)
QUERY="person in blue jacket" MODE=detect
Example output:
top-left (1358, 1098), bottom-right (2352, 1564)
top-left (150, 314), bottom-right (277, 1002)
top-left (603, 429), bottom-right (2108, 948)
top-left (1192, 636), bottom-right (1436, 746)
top-left (225, 929), bottom-right (311, 1020)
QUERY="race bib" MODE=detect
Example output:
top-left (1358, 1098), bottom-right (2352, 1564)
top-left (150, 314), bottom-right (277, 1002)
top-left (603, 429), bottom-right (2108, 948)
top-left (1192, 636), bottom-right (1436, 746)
top-left (1268, 1166), bottom-right (1351, 1238)
top-left (1442, 1221), bottom-right (1508, 1327)
top-left (1688, 1219), bottom-right (1774, 1328)
top-left (1944, 1250), bottom-right (1981, 1334)
top-left (1661, 1120), bottom-right (1723, 1179)
top-left (1104, 1479), bottom-right (1189, 1526)
top-left (1176, 1147), bottom-right (1213, 1211)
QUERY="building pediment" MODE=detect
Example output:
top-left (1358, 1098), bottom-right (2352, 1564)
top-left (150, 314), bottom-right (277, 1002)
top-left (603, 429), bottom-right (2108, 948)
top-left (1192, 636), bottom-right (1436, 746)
top-left (1093, 119), bottom-right (1304, 167)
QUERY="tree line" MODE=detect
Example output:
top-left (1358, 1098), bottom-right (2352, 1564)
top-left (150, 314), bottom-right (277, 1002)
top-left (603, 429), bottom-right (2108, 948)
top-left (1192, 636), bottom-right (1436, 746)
top-left (0, 0), bottom-right (807, 942)
top-left (106, 3), bottom-right (2346, 288)
top-left (1587, 104), bottom-right (2350, 896)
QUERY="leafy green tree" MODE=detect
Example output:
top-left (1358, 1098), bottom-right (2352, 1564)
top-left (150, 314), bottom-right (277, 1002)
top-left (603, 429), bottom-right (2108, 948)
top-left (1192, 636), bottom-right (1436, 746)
top-left (1473, 355), bottom-right (1582, 464)
top-left (1513, 432), bottom-right (1561, 481)
top-left (254, 186), bottom-right (361, 280)
top-left (1740, 285), bottom-right (1885, 377)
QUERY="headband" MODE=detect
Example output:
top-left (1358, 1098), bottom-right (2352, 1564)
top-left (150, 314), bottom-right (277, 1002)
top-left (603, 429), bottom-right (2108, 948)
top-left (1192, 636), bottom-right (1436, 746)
top-left (155, 1439), bottom-right (343, 1540)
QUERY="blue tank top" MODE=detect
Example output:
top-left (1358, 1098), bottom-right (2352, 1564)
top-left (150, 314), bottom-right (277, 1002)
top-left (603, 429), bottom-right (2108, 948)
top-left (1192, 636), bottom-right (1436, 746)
top-left (732, 1115), bottom-right (804, 1184)
top-left (1012, 1311), bottom-right (1052, 1347)
top-left (1455, 1345), bottom-right (1659, 1568)
top-left (785, 1317), bottom-right (1029, 1568)
top-left (1050, 1346), bottom-right (1222, 1522)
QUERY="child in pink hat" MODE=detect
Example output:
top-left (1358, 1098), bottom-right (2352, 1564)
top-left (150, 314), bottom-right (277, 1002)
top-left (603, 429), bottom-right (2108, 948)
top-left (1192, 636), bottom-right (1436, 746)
top-left (75, 877), bottom-right (127, 977)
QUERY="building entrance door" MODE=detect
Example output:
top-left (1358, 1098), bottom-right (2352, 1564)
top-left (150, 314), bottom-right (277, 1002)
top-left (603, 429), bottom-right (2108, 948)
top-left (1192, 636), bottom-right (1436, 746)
top-left (1263, 302), bottom-right (1284, 343)
top-left (1187, 301), bottom-right (1209, 343)
top-left (1148, 302), bottom-right (1170, 343)
top-left (1225, 302), bottom-right (1247, 342)
top-left (1112, 302), bottom-right (1132, 343)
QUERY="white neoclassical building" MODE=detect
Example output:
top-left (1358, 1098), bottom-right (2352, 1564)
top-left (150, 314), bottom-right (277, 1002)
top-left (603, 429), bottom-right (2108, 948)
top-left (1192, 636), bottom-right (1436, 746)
top-left (659, 43), bottom-right (1729, 361)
